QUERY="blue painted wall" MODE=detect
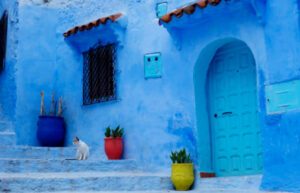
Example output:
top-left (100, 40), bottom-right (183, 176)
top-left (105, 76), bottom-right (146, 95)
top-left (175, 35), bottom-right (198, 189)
top-left (0, 0), bottom-right (17, 131)
top-left (16, 4), bottom-right (59, 145)
top-left (163, 1), bottom-right (267, 174)
top-left (16, 0), bottom-right (199, 171)
top-left (7, 0), bottom-right (300, 191)
top-left (260, 0), bottom-right (300, 192)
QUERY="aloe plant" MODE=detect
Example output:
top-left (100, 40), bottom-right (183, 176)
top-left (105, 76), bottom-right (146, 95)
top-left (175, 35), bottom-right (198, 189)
top-left (170, 148), bottom-right (192, 164)
top-left (105, 126), bottom-right (124, 138)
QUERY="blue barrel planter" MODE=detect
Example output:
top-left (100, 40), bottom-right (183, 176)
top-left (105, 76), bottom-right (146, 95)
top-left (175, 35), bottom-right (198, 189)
top-left (37, 116), bottom-right (66, 147)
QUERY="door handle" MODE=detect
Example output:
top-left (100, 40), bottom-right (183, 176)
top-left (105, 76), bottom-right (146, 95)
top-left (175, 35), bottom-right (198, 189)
top-left (222, 112), bottom-right (232, 115)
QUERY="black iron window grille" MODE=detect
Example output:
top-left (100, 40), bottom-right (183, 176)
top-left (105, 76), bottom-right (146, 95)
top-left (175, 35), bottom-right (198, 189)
top-left (83, 44), bottom-right (117, 105)
top-left (0, 11), bottom-right (8, 72)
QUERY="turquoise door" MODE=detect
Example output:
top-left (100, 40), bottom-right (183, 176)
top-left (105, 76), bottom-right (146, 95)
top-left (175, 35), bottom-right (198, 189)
top-left (207, 42), bottom-right (262, 177)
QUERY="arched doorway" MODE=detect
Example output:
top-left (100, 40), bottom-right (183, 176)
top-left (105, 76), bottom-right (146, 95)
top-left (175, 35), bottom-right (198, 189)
top-left (194, 39), bottom-right (263, 177)
top-left (207, 41), bottom-right (262, 176)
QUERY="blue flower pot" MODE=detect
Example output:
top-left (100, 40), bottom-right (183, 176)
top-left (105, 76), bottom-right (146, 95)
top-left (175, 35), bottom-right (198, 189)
top-left (37, 116), bottom-right (66, 147)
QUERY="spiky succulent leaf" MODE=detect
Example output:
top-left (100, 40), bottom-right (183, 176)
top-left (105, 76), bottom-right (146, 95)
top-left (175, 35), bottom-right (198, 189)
top-left (111, 126), bottom-right (124, 138)
top-left (170, 151), bottom-right (177, 163)
top-left (112, 127), bottom-right (117, 138)
top-left (118, 128), bottom-right (124, 137)
top-left (105, 127), bottom-right (111, 137)
top-left (170, 148), bottom-right (193, 164)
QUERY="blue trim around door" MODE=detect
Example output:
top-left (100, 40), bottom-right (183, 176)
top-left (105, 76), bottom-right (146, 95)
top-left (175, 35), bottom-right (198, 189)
top-left (207, 42), bottom-right (262, 177)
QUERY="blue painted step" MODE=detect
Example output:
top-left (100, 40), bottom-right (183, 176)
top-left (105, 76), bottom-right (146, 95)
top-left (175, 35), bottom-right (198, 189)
top-left (0, 146), bottom-right (104, 159)
top-left (0, 172), bottom-right (172, 192)
top-left (32, 190), bottom-right (282, 193)
top-left (21, 176), bottom-right (273, 193)
top-left (0, 132), bottom-right (16, 146)
top-left (0, 121), bottom-right (12, 132)
top-left (0, 159), bottom-right (138, 173)
top-left (0, 146), bottom-right (75, 158)
top-left (196, 175), bottom-right (262, 191)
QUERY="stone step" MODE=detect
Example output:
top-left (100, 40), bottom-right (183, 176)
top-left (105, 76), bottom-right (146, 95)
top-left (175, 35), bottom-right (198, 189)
top-left (0, 159), bottom-right (138, 173)
top-left (0, 121), bottom-right (11, 132)
top-left (0, 172), bottom-right (172, 192)
top-left (193, 175), bottom-right (284, 193)
top-left (35, 191), bottom-right (289, 193)
top-left (0, 146), bottom-right (76, 159)
top-left (197, 175), bottom-right (262, 190)
top-left (19, 175), bottom-right (290, 193)
top-left (0, 146), bottom-right (108, 159)
top-left (0, 132), bottom-right (16, 146)
top-left (31, 191), bottom-right (288, 193)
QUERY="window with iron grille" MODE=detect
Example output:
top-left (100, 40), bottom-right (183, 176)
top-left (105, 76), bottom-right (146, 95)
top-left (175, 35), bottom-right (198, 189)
top-left (0, 11), bottom-right (8, 72)
top-left (82, 44), bottom-right (117, 105)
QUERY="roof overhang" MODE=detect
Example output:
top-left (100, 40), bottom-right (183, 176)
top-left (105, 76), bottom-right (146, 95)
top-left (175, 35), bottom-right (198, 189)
top-left (159, 0), bottom-right (266, 29)
top-left (63, 13), bottom-right (127, 52)
top-left (159, 0), bottom-right (222, 26)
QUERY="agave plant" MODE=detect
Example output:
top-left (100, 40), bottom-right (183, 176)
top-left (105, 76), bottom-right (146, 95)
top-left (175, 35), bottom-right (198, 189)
top-left (105, 126), bottom-right (124, 138)
top-left (170, 148), bottom-right (192, 164)
top-left (105, 127), bottom-right (111, 137)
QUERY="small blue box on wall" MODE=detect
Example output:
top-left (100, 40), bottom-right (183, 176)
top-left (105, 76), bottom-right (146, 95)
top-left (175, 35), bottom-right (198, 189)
top-left (156, 2), bottom-right (168, 18)
top-left (265, 80), bottom-right (300, 114)
top-left (144, 52), bottom-right (162, 79)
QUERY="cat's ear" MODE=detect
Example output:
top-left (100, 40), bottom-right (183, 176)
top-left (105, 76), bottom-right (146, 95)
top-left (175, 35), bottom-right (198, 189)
top-left (75, 136), bottom-right (79, 141)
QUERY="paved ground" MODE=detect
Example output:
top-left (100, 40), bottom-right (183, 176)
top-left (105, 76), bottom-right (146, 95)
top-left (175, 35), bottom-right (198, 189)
top-left (18, 174), bottom-right (290, 193)
top-left (39, 191), bottom-right (288, 193)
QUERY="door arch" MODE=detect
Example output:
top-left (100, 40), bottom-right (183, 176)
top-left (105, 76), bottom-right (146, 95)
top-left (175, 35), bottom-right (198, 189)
top-left (206, 41), bottom-right (262, 176)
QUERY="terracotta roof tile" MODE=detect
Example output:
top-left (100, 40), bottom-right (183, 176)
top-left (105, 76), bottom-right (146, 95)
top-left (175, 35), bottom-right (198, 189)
top-left (63, 13), bottom-right (123, 38)
top-left (159, 0), bottom-right (221, 24)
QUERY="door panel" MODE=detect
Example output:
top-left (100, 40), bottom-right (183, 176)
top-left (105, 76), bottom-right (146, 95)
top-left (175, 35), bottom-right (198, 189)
top-left (208, 42), bottom-right (262, 177)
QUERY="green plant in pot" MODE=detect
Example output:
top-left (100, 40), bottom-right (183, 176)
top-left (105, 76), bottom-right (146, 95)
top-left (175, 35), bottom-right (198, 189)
top-left (170, 148), bottom-right (194, 191)
top-left (104, 126), bottom-right (124, 160)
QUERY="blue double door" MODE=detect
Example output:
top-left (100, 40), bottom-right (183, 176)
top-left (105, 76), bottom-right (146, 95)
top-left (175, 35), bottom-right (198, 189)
top-left (207, 42), bottom-right (262, 177)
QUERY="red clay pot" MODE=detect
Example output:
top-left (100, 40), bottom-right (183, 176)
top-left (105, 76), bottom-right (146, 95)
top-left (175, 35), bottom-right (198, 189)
top-left (104, 137), bottom-right (123, 160)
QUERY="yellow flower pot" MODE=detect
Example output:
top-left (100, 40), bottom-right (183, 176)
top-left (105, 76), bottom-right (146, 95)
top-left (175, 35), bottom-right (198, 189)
top-left (171, 163), bottom-right (194, 191)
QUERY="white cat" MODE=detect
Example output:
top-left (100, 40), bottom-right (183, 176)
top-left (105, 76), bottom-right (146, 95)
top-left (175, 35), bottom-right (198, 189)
top-left (73, 137), bottom-right (89, 160)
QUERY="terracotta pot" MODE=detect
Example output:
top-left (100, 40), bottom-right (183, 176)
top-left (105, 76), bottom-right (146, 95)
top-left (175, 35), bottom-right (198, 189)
top-left (171, 163), bottom-right (194, 191)
top-left (104, 137), bottom-right (123, 160)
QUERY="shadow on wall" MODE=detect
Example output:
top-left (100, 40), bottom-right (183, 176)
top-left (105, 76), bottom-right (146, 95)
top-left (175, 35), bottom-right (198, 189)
top-left (0, 1), bottom-right (17, 131)
top-left (297, 0), bottom-right (300, 27)
top-left (167, 112), bottom-right (197, 162)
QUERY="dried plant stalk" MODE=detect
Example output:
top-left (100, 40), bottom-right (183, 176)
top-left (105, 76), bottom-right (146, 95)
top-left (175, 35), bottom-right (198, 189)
top-left (40, 91), bottom-right (45, 116)
top-left (50, 93), bottom-right (56, 116)
top-left (57, 97), bottom-right (63, 117)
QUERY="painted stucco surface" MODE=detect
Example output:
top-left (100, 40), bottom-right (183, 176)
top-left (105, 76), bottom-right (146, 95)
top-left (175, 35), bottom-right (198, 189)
top-left (260, 1), bottom-right (300, 192)
top-left (164, 2), bottom-right (267, 174)
top-left (3, 0), bottom-right (300, 191)
top-left (0, 0), bottom-right (17, 131)
top-left (16, 0), bottom-right (199, 171)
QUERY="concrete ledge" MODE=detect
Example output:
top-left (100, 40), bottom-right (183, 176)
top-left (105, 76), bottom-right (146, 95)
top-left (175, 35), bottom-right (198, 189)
top-left (0, 146), bottom-right (76, 158)
top-left (34, 191), bottom-right (290, 193)
top-left (0, 132), bottom-right (16, 146)
top-left (0, 146), bottom-right (109, 159)
top-left (0, 172), bottom-right (172, 192)
top-left (0, 121), bottom-right (12, 132)
top-left (0, 159), bottom-right (138, 173)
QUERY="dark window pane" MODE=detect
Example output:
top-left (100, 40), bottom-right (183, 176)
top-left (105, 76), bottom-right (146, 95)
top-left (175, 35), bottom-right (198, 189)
top-left (83, 44), bottom-right (116, 105)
